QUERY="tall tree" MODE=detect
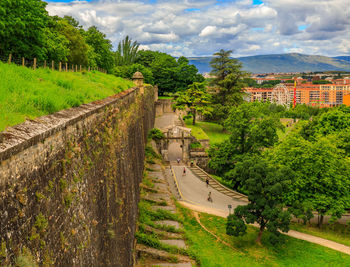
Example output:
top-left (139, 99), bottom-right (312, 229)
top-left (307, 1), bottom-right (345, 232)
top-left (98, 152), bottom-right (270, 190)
top-left (174, 82), bottom-right (212, 125)
top-left (272, 134), bottom-right (350, 227)
top-left (0, 0), bottom-right (49, 59)
top-left (84, 26), bottom-right (115, 72)
top-left (115, 36), bottom-right (140, 66)
top-left (209, 103), bottom-right (283, 181)
top-left (226, 155), bottom-right (292, 244)
top-left (210, 49), bottom-right (247, 106)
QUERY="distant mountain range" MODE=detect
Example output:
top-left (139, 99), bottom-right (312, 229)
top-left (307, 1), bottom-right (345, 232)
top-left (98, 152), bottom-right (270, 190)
top-left (188, 53), bottom-right (350, 74)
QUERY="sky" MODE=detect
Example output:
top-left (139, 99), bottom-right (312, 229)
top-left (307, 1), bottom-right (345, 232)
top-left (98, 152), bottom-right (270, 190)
top-left (45, 0), bottom-right (350, 58)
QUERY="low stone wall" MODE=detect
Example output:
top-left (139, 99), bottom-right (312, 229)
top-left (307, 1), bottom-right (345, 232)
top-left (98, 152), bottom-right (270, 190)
top-left (0, 86), bottom-right (155, 266)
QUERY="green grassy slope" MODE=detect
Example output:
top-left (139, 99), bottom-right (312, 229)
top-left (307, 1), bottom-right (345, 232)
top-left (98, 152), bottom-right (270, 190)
top-left (0, 62), bottom-right (134, 132)
top-left (180, 207), bottom-right (350, 266)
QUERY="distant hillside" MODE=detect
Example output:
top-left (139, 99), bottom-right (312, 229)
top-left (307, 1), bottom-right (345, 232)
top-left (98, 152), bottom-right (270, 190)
top-left (188, 53), bottom-right (350, 74)
top-left (334, 56), bottom-right (350, 62)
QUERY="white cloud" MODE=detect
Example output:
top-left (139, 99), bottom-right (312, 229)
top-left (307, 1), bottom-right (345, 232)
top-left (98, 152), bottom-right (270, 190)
top-left (46, 0), bottom-right (350, 57)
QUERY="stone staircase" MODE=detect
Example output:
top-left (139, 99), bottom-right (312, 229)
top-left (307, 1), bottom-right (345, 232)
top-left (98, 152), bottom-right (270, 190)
top-left (189, 165), bottom-right (248, 202)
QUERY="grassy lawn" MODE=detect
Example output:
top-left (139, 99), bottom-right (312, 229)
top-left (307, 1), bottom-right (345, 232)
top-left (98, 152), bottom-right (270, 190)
top-left (290, 222), bottom-right (350, 247)
top-left (0, 62), bottom-right (134, 132)
top-left (179, 206), bottom-right (350, 266)
top-left (184, 118), bottom-right (230, 144)
top-left (184, 118), bottom-right (209, 140)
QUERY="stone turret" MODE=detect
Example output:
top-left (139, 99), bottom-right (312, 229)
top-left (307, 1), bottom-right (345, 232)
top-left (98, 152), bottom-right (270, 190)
top-left (132, 71), bottom-right (144, 94)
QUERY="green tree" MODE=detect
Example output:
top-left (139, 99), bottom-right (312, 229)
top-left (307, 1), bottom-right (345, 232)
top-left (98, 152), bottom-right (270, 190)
top-left (84, 26), bottom-right (115, 72)
top-left (209, 103), bottom-right (283, 186)
top-left (0, 0), bottom-right (49, 59)
top-left (114, 63), bottom-right (154, 85)
top-left (44, 17), bottom-right (70, 62)
top-left (226, 155), bottom-right (292, 244)
top-left (174, 82), bottom-right (212, 125)
top-left (136, 50), bottom-right (203, 95)
top-left (56, 17), bottom-right (91, 65)
top-left (272, 134), bottom-right (350, 227)
top-left (115, 36), bottom-right (140, 66)
top-left (209, 49), bottom-right (247, 122)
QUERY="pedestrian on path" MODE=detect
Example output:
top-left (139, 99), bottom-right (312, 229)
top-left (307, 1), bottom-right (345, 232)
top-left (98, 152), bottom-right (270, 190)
top-left (177, 158), bottom-right (180, 165)
top-left (183, 167), bottom-right (186, 176)
top-left (207, 191), bottom-right (212, 202)
top-left (206, 177), bottom-right (209, 187)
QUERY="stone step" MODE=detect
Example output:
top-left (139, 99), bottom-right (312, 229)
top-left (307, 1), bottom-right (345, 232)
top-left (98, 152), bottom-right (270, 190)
top-left (152, 263), bottom-right (192, 267)
top-left (142, 225), bottom-right (182, 239)
top-left (160, 239), bottom-right (187, 249)
top-left (154, 220), bottom-right (182, 230)
top-left (136, 244), bottom-right (178, 262)
top-left (151, 205), bottom-right (176, 214)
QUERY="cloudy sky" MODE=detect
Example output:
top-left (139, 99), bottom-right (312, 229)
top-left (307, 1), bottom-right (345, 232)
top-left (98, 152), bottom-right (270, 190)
top-left (45, 0), bottom-right (350, 58)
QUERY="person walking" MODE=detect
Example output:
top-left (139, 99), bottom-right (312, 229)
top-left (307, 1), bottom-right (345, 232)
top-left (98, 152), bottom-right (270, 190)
top-left (207, 191), bottom-right (212, 202)
top-left (182, 167), bottom-right (186, 176)
top-left (206, 177), bottom-right (209, 187)
top-left (177, 158), bottom-right (180, 165)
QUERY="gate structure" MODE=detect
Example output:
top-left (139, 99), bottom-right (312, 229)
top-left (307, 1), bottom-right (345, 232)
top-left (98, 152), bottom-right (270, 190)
top-left (160, 126), bottom-right (194, 162)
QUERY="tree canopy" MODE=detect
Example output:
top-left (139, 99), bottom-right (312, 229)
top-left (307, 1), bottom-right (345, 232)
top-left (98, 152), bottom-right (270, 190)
top-left (174, 82), bottom-right (212, 125)
top-left (226, 155), bottom-right (292, 244)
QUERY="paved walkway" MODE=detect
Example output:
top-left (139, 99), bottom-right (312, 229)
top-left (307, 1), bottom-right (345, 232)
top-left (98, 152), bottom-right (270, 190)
top-left (172, 164), bottom-right (350, 256)
top-left (156, 112), bottom-right (350, 256)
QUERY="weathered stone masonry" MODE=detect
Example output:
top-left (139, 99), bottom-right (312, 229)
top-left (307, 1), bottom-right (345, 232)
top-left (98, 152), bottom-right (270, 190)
top-left (0, 86), bottom-right (155, 266)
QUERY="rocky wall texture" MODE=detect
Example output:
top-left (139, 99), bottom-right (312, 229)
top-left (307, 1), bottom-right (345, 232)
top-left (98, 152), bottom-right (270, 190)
top-left (0, 86), bottom-right (155, 266)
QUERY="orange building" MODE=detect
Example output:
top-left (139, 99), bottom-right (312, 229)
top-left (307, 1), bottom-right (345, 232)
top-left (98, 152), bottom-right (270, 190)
top-left (245, 80), bottom-right (350, 107)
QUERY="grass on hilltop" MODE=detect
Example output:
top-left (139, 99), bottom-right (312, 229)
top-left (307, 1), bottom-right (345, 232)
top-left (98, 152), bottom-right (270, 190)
top-left (0, 62), bottom-right (134, 132)
top-left (179, 206), bottom-right (350, 267)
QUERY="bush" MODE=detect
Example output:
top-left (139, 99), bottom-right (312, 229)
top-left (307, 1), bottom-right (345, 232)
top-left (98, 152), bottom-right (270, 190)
top-left (148, 128), bottom-right (164, 140)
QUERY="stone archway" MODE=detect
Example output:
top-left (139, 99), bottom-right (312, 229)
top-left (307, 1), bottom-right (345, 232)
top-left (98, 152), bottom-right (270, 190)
top-left (160, 126), bottom-right (193, 162)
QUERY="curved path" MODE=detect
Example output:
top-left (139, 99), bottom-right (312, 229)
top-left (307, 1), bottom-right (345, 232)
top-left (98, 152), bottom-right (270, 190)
top-left (172, 164), bottom-right (350, 256)
top-left (156, 112), bottom-right (350, 255)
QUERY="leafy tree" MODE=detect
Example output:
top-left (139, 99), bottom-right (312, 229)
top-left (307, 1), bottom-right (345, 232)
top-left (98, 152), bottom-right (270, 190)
top-left (115, 36), bottom-right (140, 66)
top-left (56, 17), bottom-right (91, 65)
top-left (0, 0), bottom-right (49, 59)
top-left (209, 49), bottom-right (247, 122)
top-left (44, 17), bottom-right (70, 62)
top-left (136, 50), bottom-right (203, 95)
top-left (114, 63), bottom-right (154, 85)
top-left (84, 26), bottom-right (115, 72)
top-left (271, 134), bottom-right (350, 227)
top-left (174, 82), bottom-right (212, 125)
top-left (209, 103), bottom-right (283, 185)
top-left (226, 155), bottom-right (292, 244)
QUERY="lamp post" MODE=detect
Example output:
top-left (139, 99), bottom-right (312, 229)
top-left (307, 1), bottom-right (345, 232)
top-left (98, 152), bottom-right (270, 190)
top-left (228, 204), bottom-right (232, 215)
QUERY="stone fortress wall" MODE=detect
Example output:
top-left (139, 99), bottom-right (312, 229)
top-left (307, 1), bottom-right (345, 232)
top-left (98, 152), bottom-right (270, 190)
top-left (0, 85), bottom-right (155, 266)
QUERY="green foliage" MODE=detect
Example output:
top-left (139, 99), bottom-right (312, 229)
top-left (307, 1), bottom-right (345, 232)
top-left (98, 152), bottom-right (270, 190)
top-left (34, 213), bottom-right (48, 232)
top-left (312, 79), bottom-right (331, 84)
top-left (227, 155), bottom-right (293, 244)
top-left (190, 141), bottom-right (202, 149)
top-left (208, 49), bottom-right (247, 123)
top-left (15, 247), bottom-right (38, 267)
top-left (148, 128), bottom-right (164, 140)
top-left (180, 206), bottom-right (350, 266)
top-left (209, 103), bottom-right (283, 182)
top-left (84, 26), bottom-right (115, 73)
top-left (114, 63), bottom-right (154, 84)
top-left (174, 82), bottom-right (212, 125)
top-left (115, 36), bottom-right (140, 66)
top-left (136, 50), bottom-right (204, 94)
top-left (271, 134), bottom-right (350, 225)
top-left (0, 62), bottom-right (133, 132)
top-left (0, 0), bottom-right (49, 60)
